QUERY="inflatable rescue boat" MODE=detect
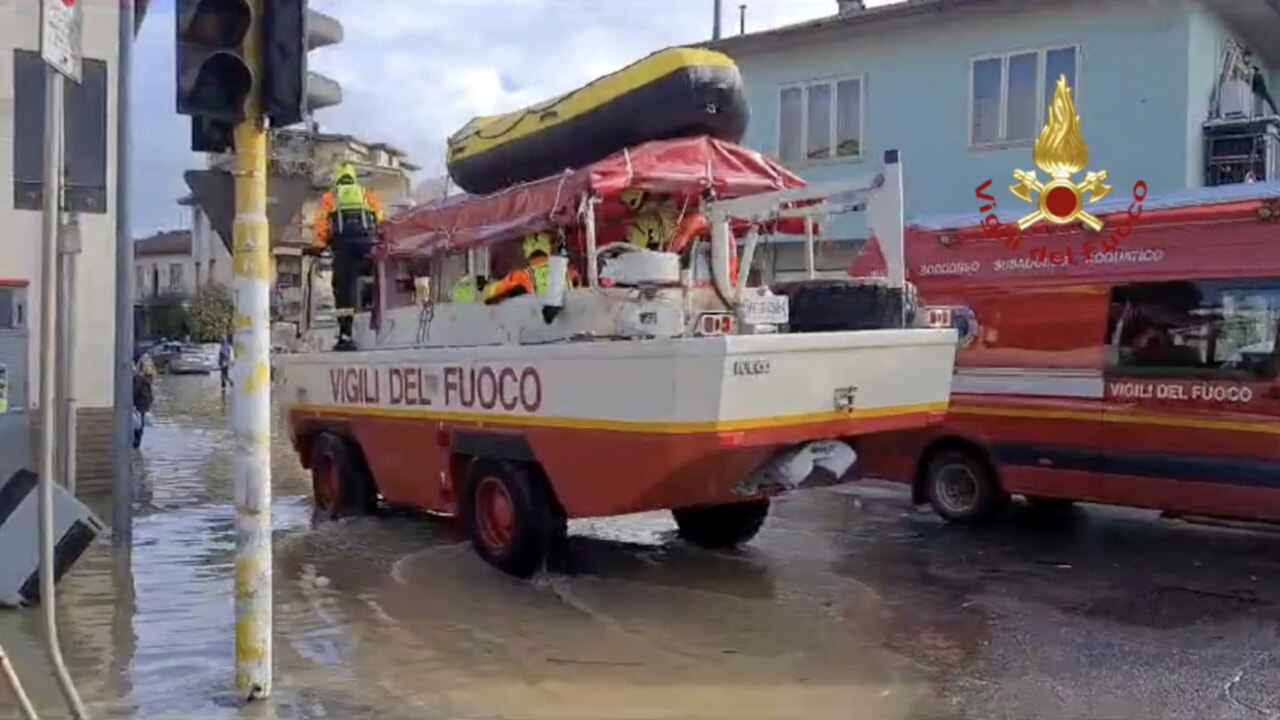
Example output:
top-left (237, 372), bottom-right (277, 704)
top-left (445, 47), bottom-right (750, 195)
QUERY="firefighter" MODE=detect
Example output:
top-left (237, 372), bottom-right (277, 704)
top-left (619, 188), bottom-right (736, 284)
top-left (483, 231), bottom-right (579, 304)
top-left (309, 161), bottom-right (385, 351)
top-left (620, 188), bottom-right (678, 250)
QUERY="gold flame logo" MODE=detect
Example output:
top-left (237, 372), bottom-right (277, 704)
top-left (1009, 75), bottom-right (1111, 231)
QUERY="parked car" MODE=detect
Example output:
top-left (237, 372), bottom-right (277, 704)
top-left (147, 341), bottom-right (184, 373)
top-left (167, 344), bottom-right (216, 375)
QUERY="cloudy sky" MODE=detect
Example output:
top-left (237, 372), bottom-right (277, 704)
top-left (133, 0), bottom-right (878, 234)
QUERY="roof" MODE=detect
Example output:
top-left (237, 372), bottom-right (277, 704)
top-left (381, 136), bottom-right (806, 257)
top-left (707, 0), bottom-right (1003, 54)
top-left (134, 230), bottom-right (192, 257)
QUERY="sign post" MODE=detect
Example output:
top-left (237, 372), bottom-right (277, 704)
top-left (41, 0), bottom-right (83, 82)
top-left (37, 0), bottom-right (87, 717)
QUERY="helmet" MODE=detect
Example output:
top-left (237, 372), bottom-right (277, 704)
top-left (332, 162), bottom-right (357, 185)
top-left (619, 187), bottom-right (647, 212)
top-left (521, 232), bottom-right (552, 259)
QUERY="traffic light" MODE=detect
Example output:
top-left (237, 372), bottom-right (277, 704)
top-left (175, 0), bottom-right (255, 120)
top-left (262, 0), bottom-right (343, 128)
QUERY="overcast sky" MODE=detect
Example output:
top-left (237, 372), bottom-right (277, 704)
top-left (133, 0), bottom-right (880, 234)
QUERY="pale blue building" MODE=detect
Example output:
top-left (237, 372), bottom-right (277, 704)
top-left (709, 0), bottom-right (1280, 267)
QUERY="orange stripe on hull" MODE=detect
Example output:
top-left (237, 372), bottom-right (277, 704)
top-left (288, 403), bottom-right (946, 518)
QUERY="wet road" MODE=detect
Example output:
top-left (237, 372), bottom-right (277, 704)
top-left (2, 375), bottom-right (1280, 719)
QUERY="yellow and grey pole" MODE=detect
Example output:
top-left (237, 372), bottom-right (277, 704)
top-left (231, 0), bottom-right (273, 699)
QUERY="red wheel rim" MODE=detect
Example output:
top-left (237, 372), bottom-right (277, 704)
top-left (312, 453), bottom-right (341, 515)
top-left (474, 476), bottom-right (515, 553)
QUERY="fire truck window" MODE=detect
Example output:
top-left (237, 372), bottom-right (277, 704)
top-left (1107, 279), bottom-right (1280, 378)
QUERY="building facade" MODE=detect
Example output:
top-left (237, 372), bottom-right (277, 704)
top-left (713, 0), bottom-right (1280, 242)
top-left (0, 0), bottom-right (138, 480)
top-left (133, 220), bottom-right (232, 304)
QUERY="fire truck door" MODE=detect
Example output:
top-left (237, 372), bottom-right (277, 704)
top-left (1099, 278), bottom-right (1280, 518)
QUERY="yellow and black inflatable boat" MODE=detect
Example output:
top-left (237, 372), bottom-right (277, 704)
top-left (445, 47), bottom-right (750, 196)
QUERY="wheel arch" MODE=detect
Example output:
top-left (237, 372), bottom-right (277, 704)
top-left (912, 436), bottom-right (1001, 505)
top-left (449, 431), bottom-right (565, 519)
top-left (296, 419), bottom-right (374, 489)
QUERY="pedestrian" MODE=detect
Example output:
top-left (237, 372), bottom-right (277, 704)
top-left (219, 333), bottom-right (233, 391)
top-left (132, 354), bottom-right (156, 449)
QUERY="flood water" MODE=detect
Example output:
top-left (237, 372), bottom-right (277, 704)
top-left (2, 375), bottom-right (1280, 719)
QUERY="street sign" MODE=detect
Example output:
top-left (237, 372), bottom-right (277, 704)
top-left (41, 0), bottom-right (83, 82)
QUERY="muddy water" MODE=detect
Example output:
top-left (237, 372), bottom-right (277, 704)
top-left (6, 375), bottom-right (1280, 719)
top-left (0, 376), bottom-right (934, 720)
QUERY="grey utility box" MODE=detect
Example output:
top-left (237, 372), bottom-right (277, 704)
top-left (0, 282), bottom-right (31, 484)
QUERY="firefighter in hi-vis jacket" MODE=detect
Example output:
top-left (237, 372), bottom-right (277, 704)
top-left (483, 232), bottom-right (580, 304)
top-left (309, 162), bottom-right (386, 351)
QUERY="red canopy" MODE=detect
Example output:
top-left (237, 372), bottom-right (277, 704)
top-left (382, 136), bottom-right (807, 258)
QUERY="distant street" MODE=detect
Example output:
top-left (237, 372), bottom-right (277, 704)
top-left (0, 375), bottom-right (1278, 719)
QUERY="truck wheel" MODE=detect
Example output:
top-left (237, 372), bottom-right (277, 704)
top-left (309, 432), bottom-right (376, 520)
top-left (924, 449), bottom-right (1006, 524)
top-left (462, 458), bottom-right (556, 578)
top-left (672, 499), bottom-right (770, 549)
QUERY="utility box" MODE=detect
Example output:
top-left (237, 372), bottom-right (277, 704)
top-left (0, 281), bottom-right (30, 485)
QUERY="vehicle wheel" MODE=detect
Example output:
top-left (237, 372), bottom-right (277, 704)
top-left (924, 449), bottom-right (1007, 524)
top-left (309, 432), bottom-right (376, 520)
top-left (462, 458), bottom-right (556, 578)
top-left (772, 280), bottom-right (917, 332)
top-left (672, 499), bottom-right (770, 549)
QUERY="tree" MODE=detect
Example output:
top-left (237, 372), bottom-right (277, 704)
top-left (142, 292), bottom-right (190, 339)
top-left (188, 282), bottom-right (235, 342)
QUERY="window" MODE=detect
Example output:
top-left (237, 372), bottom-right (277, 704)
top-left (0, 289), bottom-right (14, 329)
top-left (135, 265), bottom-right (145, 297)
top-left (169, 263), bottom-right (184, 292)
top-left (970, 45), bottom-right (1078, 147)
top-left (778, 76), bottom-right (865, 164)
top-left (1106, 279), bottom-right (1280, 379)
top-left (12, 51), bottom-right (109, 212)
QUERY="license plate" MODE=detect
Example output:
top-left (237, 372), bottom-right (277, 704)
top-left (741, 295), bottom-right (788, 325)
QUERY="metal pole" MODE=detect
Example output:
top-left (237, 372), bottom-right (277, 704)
top-left (739, 4), bottom-right (747, 34)
top-left (57, 212), bottom-right (80, 495)
top-left (232, 0), bottom-right (273, 698)
top-left (40, 63), bottom-right (90, 720)
top-left (111, 0), bottom-right (136, 547)
top-left (712, 0), bottom-right (723, 39)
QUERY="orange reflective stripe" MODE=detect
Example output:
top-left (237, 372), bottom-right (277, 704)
top-left (313, 191), bottom-right (335, 244)
top-left (366, 191), bottom-right (386, 223)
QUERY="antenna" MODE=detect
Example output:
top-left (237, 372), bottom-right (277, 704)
top-left (712, 0), bottom-right (722, 39)
top-left (739, 4), bottom-right (746, 34)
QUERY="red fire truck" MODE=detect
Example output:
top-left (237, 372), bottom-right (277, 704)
top-left (852, 183), bottom-right (1280, 524)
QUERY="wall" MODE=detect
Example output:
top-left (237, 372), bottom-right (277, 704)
top-left (135, 252), bottom-right (195, 300)
top-left (731, 0), bottom-right (1206, 237)
top-left (190, 206), bottom-right (231, 287)
top-left (0, 0), bottom-right (120, 481)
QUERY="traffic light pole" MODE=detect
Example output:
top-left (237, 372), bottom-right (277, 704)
top-left (232, 0), bottom-right (273, 699)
